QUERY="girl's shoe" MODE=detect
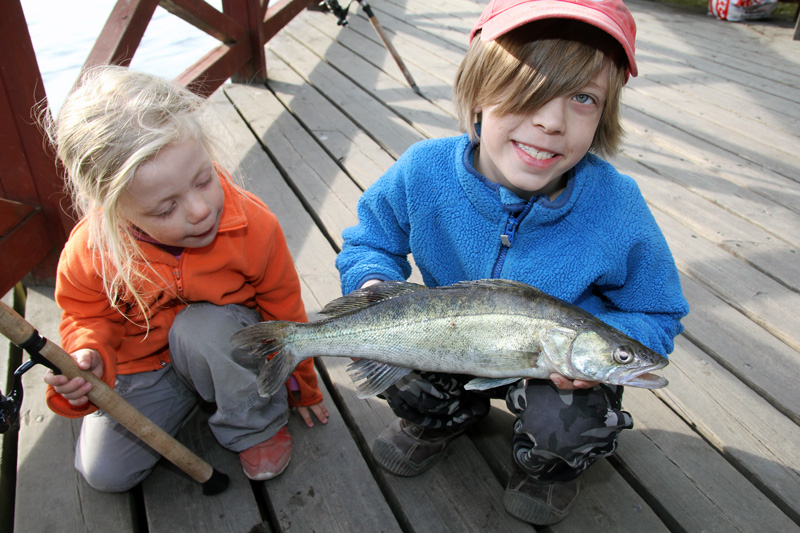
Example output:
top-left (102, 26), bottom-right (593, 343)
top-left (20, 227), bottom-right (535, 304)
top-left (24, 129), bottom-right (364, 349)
top-left (239, 426), bottom-right (292, 480)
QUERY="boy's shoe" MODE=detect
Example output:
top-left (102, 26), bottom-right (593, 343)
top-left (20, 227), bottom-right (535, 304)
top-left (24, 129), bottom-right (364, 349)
top-left (239, 426), bottom-right (292, 481)
top-left (503, 469), bottom-right (581, 525)
top-left (372, 417), bottom-right (464, 476)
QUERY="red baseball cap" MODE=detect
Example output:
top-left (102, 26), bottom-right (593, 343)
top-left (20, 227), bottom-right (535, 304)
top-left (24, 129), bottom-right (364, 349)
top-left (470, 0), bottom-right (638, 78)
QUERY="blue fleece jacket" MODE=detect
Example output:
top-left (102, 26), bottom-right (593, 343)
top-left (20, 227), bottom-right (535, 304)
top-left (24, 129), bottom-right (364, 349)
top-left (336, 134), bottom-right (689, 356)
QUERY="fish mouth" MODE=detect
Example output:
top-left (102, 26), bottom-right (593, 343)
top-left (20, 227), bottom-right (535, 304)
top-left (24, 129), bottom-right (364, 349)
top-left (608, 363), bottom-right (669, 389)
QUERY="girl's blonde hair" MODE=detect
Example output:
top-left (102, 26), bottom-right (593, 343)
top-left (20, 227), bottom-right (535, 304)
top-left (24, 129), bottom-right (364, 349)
top-left (454, 19), bottom-right (628, 157)
top-left (42, 65), bottom-right (222, 321)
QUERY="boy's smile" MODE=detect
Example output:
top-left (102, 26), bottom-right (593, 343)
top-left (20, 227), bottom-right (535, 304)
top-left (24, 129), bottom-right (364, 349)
top-left (120, 138), bottom-right (225, 249)
top-left (473, 63), bottom-right (610, 201)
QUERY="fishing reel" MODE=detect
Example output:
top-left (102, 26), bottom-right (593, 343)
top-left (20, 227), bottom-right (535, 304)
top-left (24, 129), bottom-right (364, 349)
top-left (0, 330), bottom-right (59, 433)
top-left (319, 0), bottom-right (354, 26)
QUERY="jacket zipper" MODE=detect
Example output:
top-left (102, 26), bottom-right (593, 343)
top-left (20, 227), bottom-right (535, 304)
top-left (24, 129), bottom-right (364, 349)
top-left (491, 200), bottom-right (534, 278)
top-left (173, 268), bottom-right (184, 297)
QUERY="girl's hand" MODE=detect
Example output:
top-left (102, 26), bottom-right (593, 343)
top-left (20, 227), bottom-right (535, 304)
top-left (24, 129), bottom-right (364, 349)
top-left (549, 373), bottom-right (600, 390)
top-left (43, 348), bottom-right (104, 406)
top-left (296, 400), bottom-right (329, 428)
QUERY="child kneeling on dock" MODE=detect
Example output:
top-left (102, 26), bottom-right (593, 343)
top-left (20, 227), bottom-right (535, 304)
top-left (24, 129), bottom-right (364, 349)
top-left (336, 0), bottom-right (688, 525)
top-left (42, 66), bottom-right (328, 490)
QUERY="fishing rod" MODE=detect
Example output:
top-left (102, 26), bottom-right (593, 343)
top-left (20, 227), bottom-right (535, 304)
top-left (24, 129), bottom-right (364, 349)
top-left (320, 0), bottom-right (421, 95)
top-left (0, 299), bottom-right (229, 495)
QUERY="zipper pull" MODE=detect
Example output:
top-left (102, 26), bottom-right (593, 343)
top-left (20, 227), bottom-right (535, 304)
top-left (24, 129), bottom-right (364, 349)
top-left (501, 221), bottom-right (517, 247)
top-left (173, 268), bottom-right (183, 296)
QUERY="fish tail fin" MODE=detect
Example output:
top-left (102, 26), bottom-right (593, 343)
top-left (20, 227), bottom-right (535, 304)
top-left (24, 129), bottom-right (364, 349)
top-left (230, 321), bottom-right (299, 397)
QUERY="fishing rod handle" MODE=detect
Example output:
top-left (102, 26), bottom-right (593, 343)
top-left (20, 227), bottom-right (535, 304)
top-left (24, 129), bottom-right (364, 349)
top-left (0, 300), bottom-right (228, 494)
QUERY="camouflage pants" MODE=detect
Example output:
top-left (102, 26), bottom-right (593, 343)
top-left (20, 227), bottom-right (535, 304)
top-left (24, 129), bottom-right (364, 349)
top-left (382, 372), bottom-right (633, 482)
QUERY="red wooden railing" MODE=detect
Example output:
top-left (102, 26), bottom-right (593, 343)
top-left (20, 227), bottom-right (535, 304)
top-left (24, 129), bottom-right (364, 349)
top-left (0, 0), bottom-right (311, 297)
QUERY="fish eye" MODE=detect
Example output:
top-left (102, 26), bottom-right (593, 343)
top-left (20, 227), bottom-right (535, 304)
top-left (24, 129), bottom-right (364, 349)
top-left (613, 347), bottom-right (634, 364)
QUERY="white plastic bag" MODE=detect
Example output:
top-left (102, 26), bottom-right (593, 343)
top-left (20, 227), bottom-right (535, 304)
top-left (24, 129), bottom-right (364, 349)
top-left (708, 0), bottom-right (778, 21)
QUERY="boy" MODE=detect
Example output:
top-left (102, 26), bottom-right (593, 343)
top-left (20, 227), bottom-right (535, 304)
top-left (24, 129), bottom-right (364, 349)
top-left (336, 0), bottom-right (688, 525)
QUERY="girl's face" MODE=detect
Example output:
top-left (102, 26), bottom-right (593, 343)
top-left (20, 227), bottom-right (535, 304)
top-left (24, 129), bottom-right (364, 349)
top-left (120, 138), bottom-right (224, 248)
top-left (474, 63), bottom-right (610, 201)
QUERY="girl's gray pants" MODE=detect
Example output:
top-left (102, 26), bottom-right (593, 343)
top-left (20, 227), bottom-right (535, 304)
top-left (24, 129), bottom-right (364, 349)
top-left (75, 303), bottom-right (288, 492)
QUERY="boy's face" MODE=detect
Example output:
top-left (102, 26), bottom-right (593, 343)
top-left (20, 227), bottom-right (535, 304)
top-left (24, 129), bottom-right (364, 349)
top-left (120, 138), bottom-right (225, 248)
top-left (474, 63), bottom-right (610, 201)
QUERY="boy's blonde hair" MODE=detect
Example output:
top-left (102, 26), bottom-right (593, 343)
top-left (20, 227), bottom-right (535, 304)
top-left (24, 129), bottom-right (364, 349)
top-left (42, 65), bottom-right (222, 321)
top-left (454, 20), bottom-right (627, 157)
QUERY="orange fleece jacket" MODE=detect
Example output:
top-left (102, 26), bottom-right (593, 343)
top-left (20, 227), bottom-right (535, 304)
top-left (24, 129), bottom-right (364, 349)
top-left (47, 169), bottom-right (322, 418)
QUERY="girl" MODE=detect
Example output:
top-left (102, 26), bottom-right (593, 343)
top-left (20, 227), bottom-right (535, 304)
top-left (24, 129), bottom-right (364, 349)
top-left (43, 66), bottom-right (328, 490)
top-left (336, 0), bottom-right (688, 525)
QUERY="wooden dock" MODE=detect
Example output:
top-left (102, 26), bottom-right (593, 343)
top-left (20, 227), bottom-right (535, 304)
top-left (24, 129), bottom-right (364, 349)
top-left (3, 0), bottom-right (800, 531)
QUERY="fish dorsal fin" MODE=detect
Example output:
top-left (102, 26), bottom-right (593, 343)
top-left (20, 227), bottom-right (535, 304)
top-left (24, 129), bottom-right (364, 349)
top-left (446, 279), bottom-right (548, 297)
top-left (321, 281), bottom-right (426, 317)
top-left (346, 360), bottom-right (413, 398)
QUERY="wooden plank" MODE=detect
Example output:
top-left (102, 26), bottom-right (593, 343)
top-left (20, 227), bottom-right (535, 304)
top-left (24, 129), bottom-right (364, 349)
top-left (14, 288), bottom-right (135, 533)
top-left (263, 47), bottom-right (396, 190)
top-left (620, 106), bottom-right (800, 216)
top-left (627, 77), bottom-right (799, 157)
top-left (630, 2), bottom-right (800, 85)
top-left (609, 154), bottom-right (800, 293)
top-left (296, 9), bottom-right (458, 115)
top-left (275, 17), bottom-right (461, 143)
top-left (368, 0), bottom-right (478, 53)
top-left (614, 126), bottom-right (800, 250)
top-left (622, 87), bottom-right (799, 184)
top-left (617, 387), bottom-right (798, 532)
top-left (678, 275), bottom-right (800, 425)
top-left (633, 51), bottom-right (800, 127)
top-left (266, 29), bottom-right (426, 159)
top-left (258, 377), bottom-right (402, 532)
top-left (224, 82), bottom-right (363, 249)
top-left (653, 208), bottom-right (800, 353)
top-left (657, 336), bottom-right (800, 523)
top-left (142, 407), bottom-right (268, 533)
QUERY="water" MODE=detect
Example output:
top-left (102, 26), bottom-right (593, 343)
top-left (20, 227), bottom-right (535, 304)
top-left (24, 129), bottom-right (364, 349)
top-left (22, 0), bottom-right (224, 112)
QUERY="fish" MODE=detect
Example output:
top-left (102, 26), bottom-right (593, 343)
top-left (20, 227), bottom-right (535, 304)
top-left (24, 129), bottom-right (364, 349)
top-left (231, 279), bottom-right (669, 399)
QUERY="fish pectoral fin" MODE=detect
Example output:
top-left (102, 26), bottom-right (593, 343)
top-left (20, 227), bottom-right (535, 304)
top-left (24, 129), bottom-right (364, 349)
top-left (346, 360), bottom-right (413, 399)
top-left (464, 377), bottom-right (522, 391)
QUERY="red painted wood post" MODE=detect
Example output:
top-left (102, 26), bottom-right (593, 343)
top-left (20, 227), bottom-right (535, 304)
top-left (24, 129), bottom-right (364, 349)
top-left (223, 0), bottom-right (268, 84)
top-left (83, 0), bottom-right (161, 70)
top-left (0, 0), bottom-right (74, 291)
